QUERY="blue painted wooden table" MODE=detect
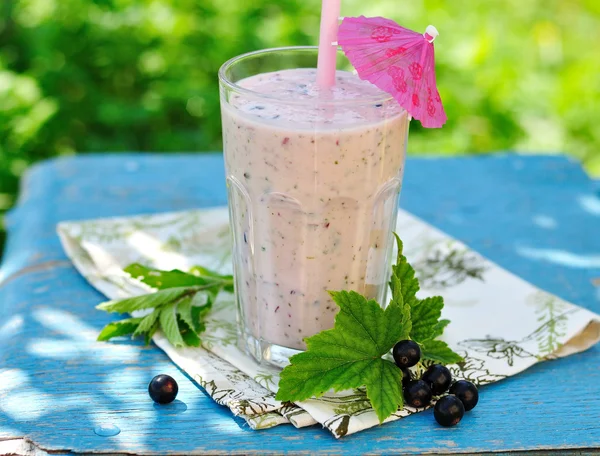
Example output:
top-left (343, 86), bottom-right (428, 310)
top-left (1, 153), bottom-right (599, 455)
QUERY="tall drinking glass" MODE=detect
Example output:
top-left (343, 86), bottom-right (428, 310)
top-left (219, 47), bottom-right (409, 366)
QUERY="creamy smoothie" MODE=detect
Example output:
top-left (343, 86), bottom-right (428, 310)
top-left (222, 68), bottom-right (408, 352)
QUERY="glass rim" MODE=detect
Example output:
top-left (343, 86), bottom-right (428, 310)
top-left (218, 45), bottom-right (396, 107)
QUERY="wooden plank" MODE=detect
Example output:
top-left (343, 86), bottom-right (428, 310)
top-left (1, 153), bottom-right (599, 454)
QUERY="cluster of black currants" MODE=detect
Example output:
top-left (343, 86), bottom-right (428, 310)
top-left (393, 340), bottom-right (479, 427)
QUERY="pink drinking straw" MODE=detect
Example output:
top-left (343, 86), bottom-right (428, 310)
top-left (316, 0), bottom-right (341, 88)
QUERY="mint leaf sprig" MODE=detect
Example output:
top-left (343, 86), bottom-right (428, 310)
top-left (276, 234), bottom-right (463, 423)
top-left (96, 264), bottom-right (233, 347)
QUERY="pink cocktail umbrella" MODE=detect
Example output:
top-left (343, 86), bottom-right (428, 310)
top-left (337, 16), bottom-right (447, 128)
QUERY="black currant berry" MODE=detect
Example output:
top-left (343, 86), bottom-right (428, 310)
top-left (403, 380), bottom-right (432, 408)
top-left (434, 395), bottom-right (465, 427)
top-left (148, 374), bottom-right (179, 404)
top-left (449, 380), bottom-right (479, 411)
top-left (422, 364), bottom-right (452, 395)
top-left (393, 340), bottom-right (421, 369)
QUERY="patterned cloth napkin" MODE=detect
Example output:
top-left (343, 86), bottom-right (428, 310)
top-left (57, 207), bottom-right (600, 438)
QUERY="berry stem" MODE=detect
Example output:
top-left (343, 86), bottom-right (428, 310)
top-left (413, 362), bottom-right (426, 378)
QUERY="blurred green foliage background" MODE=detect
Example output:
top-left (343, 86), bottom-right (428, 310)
top-left (1, 0), bottom-right (600, 256)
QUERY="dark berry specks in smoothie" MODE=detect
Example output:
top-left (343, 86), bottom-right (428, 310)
top-left (222, 68), bottom-right (408, 349)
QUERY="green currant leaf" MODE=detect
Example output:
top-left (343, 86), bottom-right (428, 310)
top-left (390, 269), bottom-right (412, 341)
top-left (390, 233), bottom-right (420, 310)
top-left (430, 319), bottom-right (451, 339)
top-left (276, 290), bottom-right (405, 423)
top-left (410, 296), bottom-right (444, 343)
top-left (420, 339), bottom-right (464, 364)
